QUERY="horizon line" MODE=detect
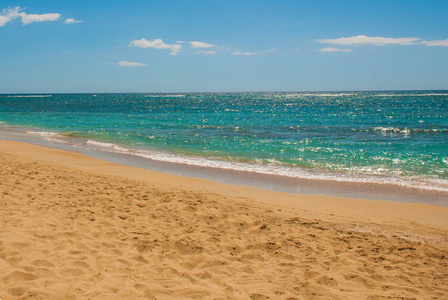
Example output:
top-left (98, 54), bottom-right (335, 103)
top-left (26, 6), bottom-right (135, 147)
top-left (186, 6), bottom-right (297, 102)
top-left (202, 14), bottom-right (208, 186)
top-left (1, 88), bottom-right (448, 95)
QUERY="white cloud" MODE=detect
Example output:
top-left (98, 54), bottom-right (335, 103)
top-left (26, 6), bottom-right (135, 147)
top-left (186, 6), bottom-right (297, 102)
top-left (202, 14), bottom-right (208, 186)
top-left (64, 18), bottom-right (82, 25)
top-left (19, 12), bottom-right (60, 25)
top-left (232, 51), bottom-right (258, 56)
top-left (421, 39), bottom-right (448, 47)
top-left (0, 7), bottom-right (20, 27)
top-left (318, 34), bottom-right (448, 48)
top-left (190, 41), bottom-right (214, 48)
top-left (1, 6), bottom-right (84, 27)
top-left (1, 7), bottom-right (60, 26)
top-left (0, 16), bottom-right (9, 26)
top-left (118, 61), bottom-right (147, 67)
top-left (318, 35), bottom-right (420, 46)
top-left (319, 47), bottom-right (352, 52)
top-left (129, 38), bottom-right (182, 55)
top-left (197, 50), bottom-right (216, 55)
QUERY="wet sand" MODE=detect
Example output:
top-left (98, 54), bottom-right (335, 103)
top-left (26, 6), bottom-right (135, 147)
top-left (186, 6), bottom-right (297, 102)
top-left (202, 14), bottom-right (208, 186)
top-left (0, 140), bottom-right (447, 299)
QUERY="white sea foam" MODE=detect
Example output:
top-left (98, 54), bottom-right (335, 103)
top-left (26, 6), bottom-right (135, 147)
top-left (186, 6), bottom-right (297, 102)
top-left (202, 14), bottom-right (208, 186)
top-left (376, 93), bottom-right (448, 97)
top-left (26, 130), bottom-right (62, 137)
top-left (81, 138), bottom-right (448, 193)
top-left (86, 140), bottom-right (137, 153)
top-left (23, 130), bottom-right (73, 144)
top-left (286, 93), bottom-right (357, 97)
top-left (279, 93), bottom-right (357, 98)
top-left (145, 94), bottom-right (186, 98)
top-left (314, 93), bottom-right (357, 97)
top-left (282, 94), bottom-right (302, 98)
top-left (373, 127), bottom-right (411, 135)
top-left (134, 152), bottom-right (448, 192)
top-left (86, 140), bottom-right (117, 148)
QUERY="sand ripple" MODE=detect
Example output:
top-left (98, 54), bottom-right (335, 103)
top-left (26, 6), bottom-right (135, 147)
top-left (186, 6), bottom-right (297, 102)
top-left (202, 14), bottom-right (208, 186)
top-left (0, 151), bottom-right (447, 299)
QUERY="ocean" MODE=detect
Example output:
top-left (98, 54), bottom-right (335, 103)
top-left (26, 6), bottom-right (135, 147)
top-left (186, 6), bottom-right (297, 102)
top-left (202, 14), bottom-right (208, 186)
top-left (0, 91), bottom-right (447, 205)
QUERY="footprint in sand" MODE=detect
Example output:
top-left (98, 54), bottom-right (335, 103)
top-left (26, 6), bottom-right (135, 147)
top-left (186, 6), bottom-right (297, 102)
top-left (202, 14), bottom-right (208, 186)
top-left (3, 270), bottom-right (38, 283)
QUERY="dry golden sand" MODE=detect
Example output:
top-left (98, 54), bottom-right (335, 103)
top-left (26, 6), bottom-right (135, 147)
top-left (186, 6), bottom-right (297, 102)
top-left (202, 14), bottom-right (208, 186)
top-left (0, 141), bottom-right (447, 299)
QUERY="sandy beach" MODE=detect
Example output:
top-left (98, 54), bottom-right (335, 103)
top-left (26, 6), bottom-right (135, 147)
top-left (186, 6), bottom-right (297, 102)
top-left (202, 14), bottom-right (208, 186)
top-left (0, 140), bottom-right (447, 299)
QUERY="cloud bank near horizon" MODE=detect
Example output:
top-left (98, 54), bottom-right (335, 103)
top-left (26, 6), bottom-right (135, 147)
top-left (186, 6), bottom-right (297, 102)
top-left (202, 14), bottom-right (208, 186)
top-left (232, 51), bottom-right (259, 56)
top-left (318, 35), bottom-right (448, 48)
top-left (320, 47), bottom-right (352, 52)
top-left (118, 61), bottom-right (147, 67)
top-left (318, 35), bottom-right (420, 46)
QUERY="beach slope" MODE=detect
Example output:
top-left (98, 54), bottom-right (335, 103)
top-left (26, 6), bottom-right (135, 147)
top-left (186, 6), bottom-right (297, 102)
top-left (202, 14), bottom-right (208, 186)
top-left (0, 141), bottom-right (447, 299)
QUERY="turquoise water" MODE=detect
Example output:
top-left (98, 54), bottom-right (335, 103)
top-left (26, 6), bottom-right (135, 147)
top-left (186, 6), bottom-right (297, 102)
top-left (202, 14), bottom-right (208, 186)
top-left (0, 91), bottom-right (447, 192)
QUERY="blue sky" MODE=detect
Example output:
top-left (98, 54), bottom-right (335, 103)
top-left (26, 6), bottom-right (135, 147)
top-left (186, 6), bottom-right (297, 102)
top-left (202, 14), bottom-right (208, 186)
top-left (0, 0), bottom-right (447, 93)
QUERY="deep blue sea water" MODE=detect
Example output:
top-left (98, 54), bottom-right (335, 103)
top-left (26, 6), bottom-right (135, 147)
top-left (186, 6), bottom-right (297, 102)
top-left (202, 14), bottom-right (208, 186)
top-left (0, 91), bottom-right (447, 200)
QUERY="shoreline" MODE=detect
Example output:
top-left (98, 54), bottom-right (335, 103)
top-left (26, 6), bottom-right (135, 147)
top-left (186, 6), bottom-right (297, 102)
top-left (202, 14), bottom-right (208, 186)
top-left (1, 139), bottom-right (448, 230)
top-left (1, 128), bottom-right (447, 207)
top-left (0, 140), bottom-right (447, 299)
